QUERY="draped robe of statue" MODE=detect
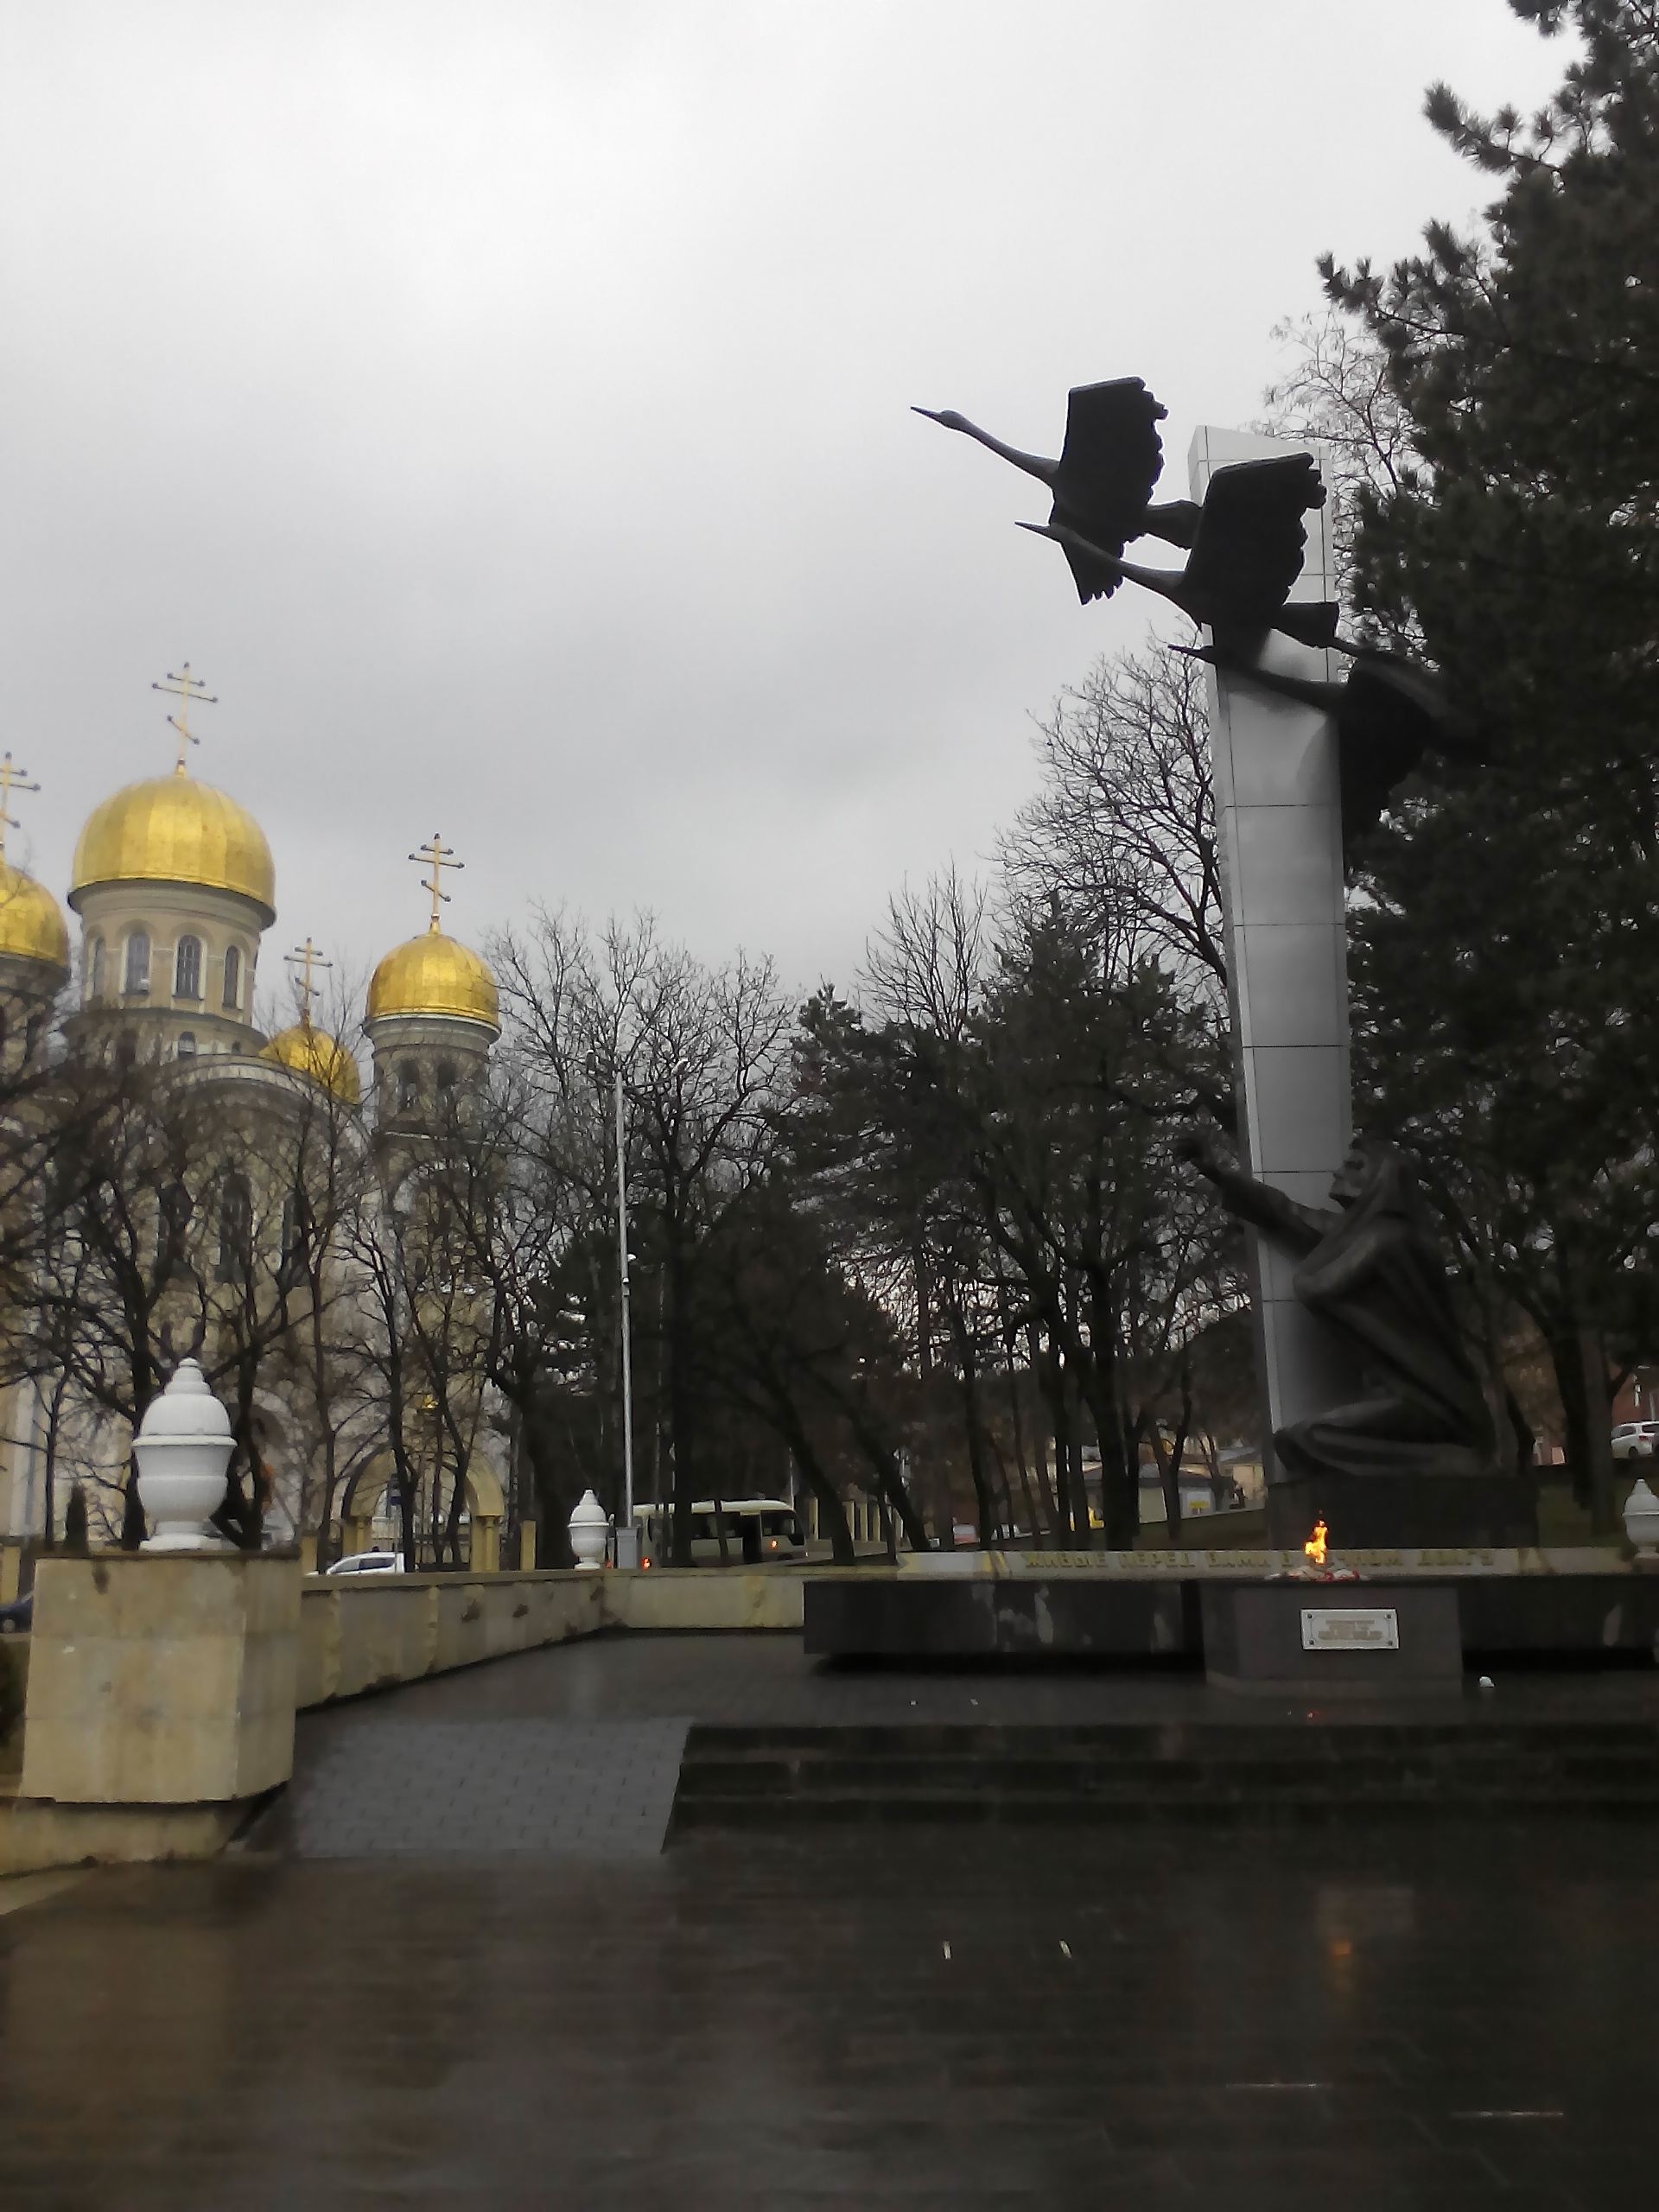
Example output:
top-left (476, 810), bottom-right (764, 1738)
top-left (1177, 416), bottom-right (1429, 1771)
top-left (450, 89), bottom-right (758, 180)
top-left (1194, 1138), bottom-right (1496, 1482)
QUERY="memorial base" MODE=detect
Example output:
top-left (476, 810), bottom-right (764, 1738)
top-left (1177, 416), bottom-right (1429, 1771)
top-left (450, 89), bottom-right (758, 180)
top-left (1201, 1581), bottom-right (1463, 1697)
top-left (1266, 1472), bottom-right (1538, 1553)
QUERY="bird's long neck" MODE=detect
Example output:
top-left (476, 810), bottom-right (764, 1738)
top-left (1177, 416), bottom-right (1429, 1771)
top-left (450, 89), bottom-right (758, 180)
top-left (946, 416), bottom-right (1056, 486)
top-left (1113, 555), bottom-right (1184, 603)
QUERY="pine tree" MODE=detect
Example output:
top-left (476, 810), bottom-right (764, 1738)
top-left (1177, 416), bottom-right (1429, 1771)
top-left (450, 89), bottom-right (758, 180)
top-left (1325, 1), bottom-right (1659, 1530)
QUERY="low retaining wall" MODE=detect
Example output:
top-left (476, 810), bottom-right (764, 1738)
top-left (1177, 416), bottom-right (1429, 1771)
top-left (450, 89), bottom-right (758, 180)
top-left (298, 1572), bottom-right (604, 1707)
top-left (897, 1545), bottom-right (1630, 1579)
top-left (296, 1565), bottom-right (808, 1707)
top-left (602, 1567), bottom-right (805, 1635)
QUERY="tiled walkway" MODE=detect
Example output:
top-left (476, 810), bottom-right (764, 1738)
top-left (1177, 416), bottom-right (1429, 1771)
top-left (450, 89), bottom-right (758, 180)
top-left (287, 1717), bottom-right (690, 1859)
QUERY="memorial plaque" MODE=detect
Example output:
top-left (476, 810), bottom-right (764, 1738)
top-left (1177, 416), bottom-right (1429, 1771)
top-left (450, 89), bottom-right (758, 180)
top-left (1201, 1582), bottom-right (1459, 1694)
top-left (1301, 1605), bottom-right (1400, 1653)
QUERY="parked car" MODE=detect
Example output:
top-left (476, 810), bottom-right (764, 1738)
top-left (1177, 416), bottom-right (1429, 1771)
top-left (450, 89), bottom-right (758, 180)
top-left (1611, 1423), bottom-right (1659, 1461)
top-left (0, 1591), bottom-right (31, 1635)
top-left (324, 1550), bottom-right (406, 1577)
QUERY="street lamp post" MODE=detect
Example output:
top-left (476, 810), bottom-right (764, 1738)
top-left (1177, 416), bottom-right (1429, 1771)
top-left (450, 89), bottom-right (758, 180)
top-left (613, 1065), bottom-right (638, 1568)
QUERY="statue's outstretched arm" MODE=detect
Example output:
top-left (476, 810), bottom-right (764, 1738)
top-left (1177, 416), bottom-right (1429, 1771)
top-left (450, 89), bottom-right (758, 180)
top-left (1176, 1133), bottom-right (1327, 1255)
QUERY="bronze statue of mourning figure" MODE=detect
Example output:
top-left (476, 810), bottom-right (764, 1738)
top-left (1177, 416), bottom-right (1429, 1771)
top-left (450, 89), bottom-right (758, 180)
top-left (1179, 1132), bottom-right (1538, 1548)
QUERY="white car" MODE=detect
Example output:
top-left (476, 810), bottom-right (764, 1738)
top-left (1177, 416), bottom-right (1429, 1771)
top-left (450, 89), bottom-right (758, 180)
top-left (1611, 1423), bottom-right (1659, 1461)
top-left (324, 1550), bottom-right (406, 1576)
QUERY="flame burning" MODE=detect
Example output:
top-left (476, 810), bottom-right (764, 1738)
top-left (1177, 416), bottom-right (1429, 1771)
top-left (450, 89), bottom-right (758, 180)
top-left (1304, 1518), bottom-right (1329, 1568)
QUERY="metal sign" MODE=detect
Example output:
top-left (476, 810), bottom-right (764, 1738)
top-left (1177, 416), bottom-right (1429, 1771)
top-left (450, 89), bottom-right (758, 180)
top-left (1300, 1606), bottom-right (1400, 1652)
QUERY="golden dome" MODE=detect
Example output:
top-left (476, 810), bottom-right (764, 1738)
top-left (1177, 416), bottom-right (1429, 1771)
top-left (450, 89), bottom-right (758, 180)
top-left (0, 861), bottom-right (70, 973)
top-left (70, 772), bottom-right (276, 921)
top-left (367, 930), bottom-right (499, 1032)
top-left (260, 1021), bottom-right (362, 1103)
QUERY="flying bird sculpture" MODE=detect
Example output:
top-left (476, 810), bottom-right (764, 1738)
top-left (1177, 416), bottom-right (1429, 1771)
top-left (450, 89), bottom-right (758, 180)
top-left (1180, 639), bottom-right (1486, 851)
top-left (912, 378), bottom-right (1200, 603)
top-left (1021, 454), bottom-right (1339, 652)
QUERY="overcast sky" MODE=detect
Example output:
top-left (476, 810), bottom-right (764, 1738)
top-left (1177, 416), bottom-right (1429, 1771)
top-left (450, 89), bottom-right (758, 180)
top-left (0, 1), bottom-right (1567, 1018)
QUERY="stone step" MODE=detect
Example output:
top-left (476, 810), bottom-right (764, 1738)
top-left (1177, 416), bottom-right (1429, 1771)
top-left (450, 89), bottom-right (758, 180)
top-left (678, 1751), bottom-right (1659, 1793)
top-left (681, 1716), bottom-right (1659, 1751)
top-left (671, 1723), bottom-right (1659, 1827)
top-left (673, 1785), bottom-right (1659, 1828)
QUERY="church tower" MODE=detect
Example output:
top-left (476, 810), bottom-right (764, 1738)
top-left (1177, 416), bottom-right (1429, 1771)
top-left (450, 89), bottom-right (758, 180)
top-left (67, 668), bottom-right (275, 1062)
top-left (0, 751), bottom-right (71, 1071)
top-left (365, 834), bottom-right (499, 1130)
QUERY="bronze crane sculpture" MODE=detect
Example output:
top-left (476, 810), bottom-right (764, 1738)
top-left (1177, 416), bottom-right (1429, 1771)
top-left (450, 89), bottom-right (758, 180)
top-left (912, 378), bottom-right (1200, 603)
top-left (1020, 453), bottom-right (1339, 652)
top-left (1179, 639), bottom-right (1486, 852)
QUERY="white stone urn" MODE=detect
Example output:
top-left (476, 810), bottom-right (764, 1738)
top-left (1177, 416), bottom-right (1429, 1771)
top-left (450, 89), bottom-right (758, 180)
top-left (569, 1488), bottom-right (610, 1572)
top-left (134, 1360), bottom-right (235, 1553)
top-left (1623, 1473), bottom-right (1659, 1563)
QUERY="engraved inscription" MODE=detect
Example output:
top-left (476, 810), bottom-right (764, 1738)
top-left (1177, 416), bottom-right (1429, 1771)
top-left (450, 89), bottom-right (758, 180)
top-left (1301, 1605), bottom-right (1400, 1652)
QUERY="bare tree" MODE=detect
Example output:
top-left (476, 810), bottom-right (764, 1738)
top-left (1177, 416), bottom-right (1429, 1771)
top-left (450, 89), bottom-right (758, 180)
top-left (1256, 304), bottom-right (1420, 622)
top-left (493, 911), bottom-right (793, 1566)
top-left (1004, 652), bottom-right (1228, 1043)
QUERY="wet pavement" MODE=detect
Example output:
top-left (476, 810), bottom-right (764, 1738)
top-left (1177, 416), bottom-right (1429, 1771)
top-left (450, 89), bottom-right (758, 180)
top-left (295, 1626), bottom-right (1659, 1738)
top-left (0, 1633), bottom-right (1654, 2207)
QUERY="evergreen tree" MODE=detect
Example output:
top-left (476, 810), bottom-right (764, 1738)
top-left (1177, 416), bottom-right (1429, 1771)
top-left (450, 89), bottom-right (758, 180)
top-left (1325, 0), bottom-right (1659, 1528)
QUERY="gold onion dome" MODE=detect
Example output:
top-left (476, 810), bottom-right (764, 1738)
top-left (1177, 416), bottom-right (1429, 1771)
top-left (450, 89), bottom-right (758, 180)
top-left (260, 1021), bottom-right (362, 1104)
top-left (69, 772), bottom-right (276, 921)
top-left (0, 860), bottom-right (70, 971)
top-left (367, 931), bottom-right (499, 1032)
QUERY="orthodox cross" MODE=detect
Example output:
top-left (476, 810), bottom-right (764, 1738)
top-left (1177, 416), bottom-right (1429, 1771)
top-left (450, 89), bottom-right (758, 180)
top-left (152, 664), bottom-right (217, 773)
top-left (284, 937), bottom-right (332, 1028)
top-left (0, 751), bottom-right (41, 862)
top-left (408, 834), bottom-right (461, 932)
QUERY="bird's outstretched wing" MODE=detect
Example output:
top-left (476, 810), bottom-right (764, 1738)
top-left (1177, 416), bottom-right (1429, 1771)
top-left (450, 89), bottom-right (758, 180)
top-left (1055, 380), bottom-right (1166, 524)
top-left (1184, 455), bottom-right (1325, 620)
top-left (1052, 379), bottom-right (1169, 602)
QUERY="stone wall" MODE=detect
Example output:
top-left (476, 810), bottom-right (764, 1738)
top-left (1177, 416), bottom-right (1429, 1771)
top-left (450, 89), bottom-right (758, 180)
top-left (22, 1554), bottom-right (302, 1804)
top-left (296, 1565), bottom-right (808, 1706)
top-left (297, 1571), bottom-right (604, 1706)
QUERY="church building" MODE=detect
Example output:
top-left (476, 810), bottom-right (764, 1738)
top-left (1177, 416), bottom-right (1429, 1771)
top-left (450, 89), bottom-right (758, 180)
top-left (0, 671), bottom-right (509, 1566)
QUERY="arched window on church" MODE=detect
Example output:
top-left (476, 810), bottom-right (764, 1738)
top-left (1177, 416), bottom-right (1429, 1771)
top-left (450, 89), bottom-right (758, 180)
top-left (222, 946), bottom-right (241, 1011)
top-left (435, 1059), bottom-right (458, 1112)
top-left (174, 936), bottom-right (202, 1000)
top-left (177, 1032), bottom-right (197, 1059)
top-left (88, 938), bottom-right (105, 1003)
top-left (24, 1014), bottom-right (41, 1063)
top-left (397, 1061), bottom-right (421, 1115)
top-left (216, 1175), bottom-right (253, 1285)
top-left (124, 932), bottom-right (150, 995)
top-left (278, 1192), bottom-right (307, 1290)
top-left (156, 1182), bottom-right (193, 1283)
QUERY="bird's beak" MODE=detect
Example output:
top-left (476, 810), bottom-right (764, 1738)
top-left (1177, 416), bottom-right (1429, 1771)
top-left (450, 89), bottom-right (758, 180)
top-left (1018, 519), bottom-right (1120, 567)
